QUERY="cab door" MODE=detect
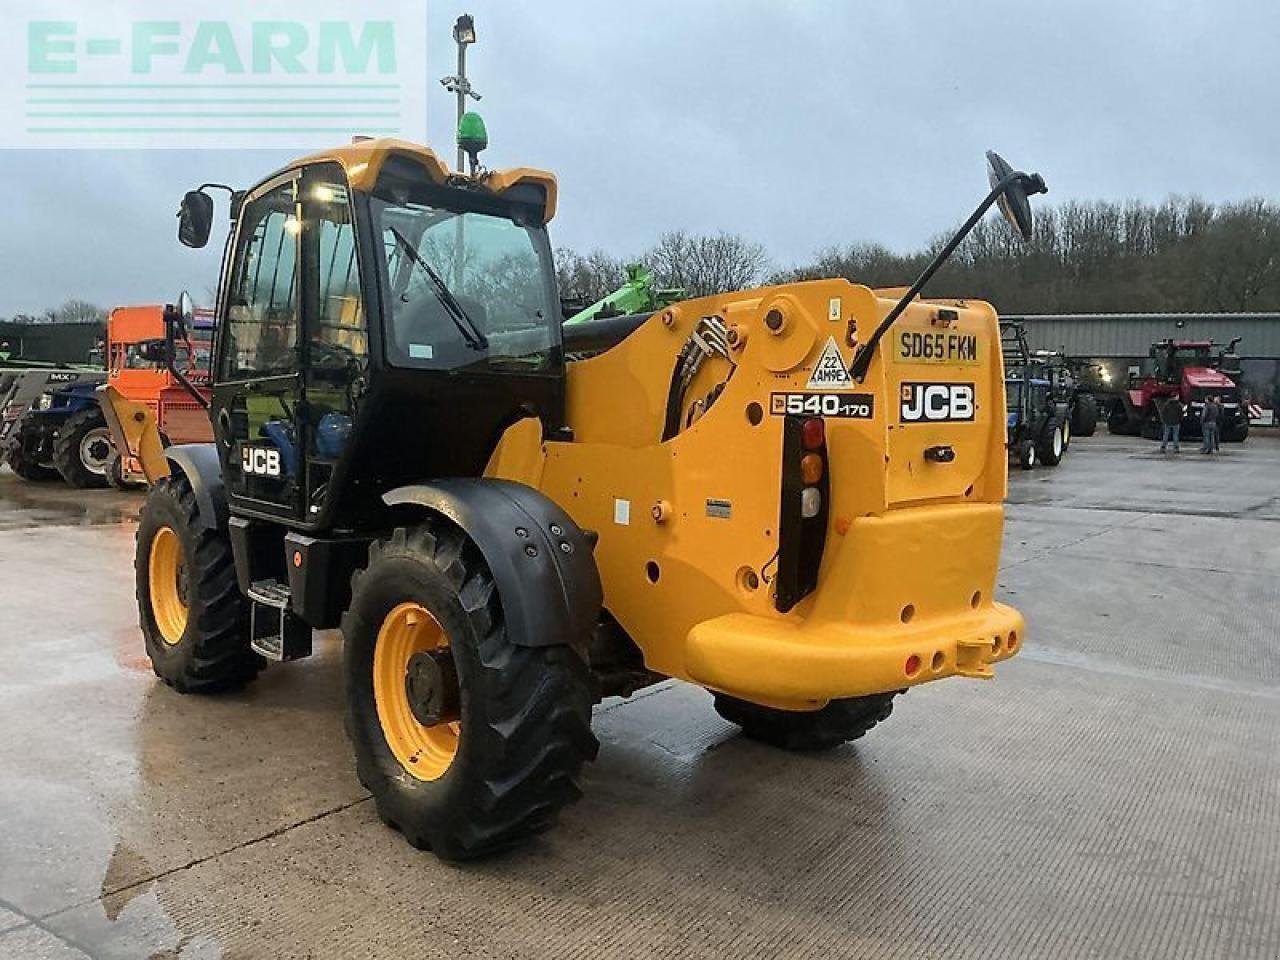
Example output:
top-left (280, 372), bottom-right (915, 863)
top-left (297, 164), bottom-right (370, 522)
top-left (211, 172), bottom-right (305, 521)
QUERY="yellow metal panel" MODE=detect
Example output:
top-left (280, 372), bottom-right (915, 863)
top-left (285, 138), bottom-right (558, 222)
top-left (97, 384), bottom-right (169, 483)
top-left (483, 277), bottom-right (1021, 704)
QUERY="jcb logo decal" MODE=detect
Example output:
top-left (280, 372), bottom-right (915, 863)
top-left (240, 445), bottom-right (282, 478)
top-left (900, 382), bottom-right (975, 423)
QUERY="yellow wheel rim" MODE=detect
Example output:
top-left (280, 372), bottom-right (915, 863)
top-left (148, 526), bottom-right (189, 645)
top-left (373, 602), bottom-right (460, 781)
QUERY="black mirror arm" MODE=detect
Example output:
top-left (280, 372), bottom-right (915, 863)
top-left (849, 170), bottom-right (1046, 383)
top-left (162, 304), bottom-right (212, 411)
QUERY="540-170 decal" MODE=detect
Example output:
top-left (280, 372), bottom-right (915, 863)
top-left (771, 392), bottom-right (875, 419)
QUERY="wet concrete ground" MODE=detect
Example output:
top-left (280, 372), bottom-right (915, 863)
top-left (0, 433), bottom-right (1277, 959)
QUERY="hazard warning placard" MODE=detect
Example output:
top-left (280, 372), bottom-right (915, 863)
top-left (806, 337), bottom-right (853, 389)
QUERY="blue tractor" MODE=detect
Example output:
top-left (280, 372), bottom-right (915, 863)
top-left (3, 373), bottom-right (111, 485)
top-left (1001, 321), bottom-right (1068, 471)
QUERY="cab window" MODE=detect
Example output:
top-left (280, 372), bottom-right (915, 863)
top-left (221, 180), bottom-right (300, 382)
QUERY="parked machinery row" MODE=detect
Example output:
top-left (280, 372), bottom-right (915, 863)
top-left (0, 305), bottom-right (214, 488)
top-left (1000, 320), bottom-right (1097, 470)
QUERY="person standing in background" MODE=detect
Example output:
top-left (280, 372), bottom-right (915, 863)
top-left (1159, 395), bottom-right (1183, 453)
top-left (1201, 395), bottom-right (1221, 454)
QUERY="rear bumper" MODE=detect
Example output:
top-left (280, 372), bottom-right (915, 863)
top-left (684, 502), bottom-right (1022, 708)
top-left (686, 602), bottom-right (1024, 707)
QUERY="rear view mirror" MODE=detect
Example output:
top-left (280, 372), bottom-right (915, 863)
top-left (178, 190), bottom-right (214, 248)
top-left (177, 290), bottom-right (195, 326)
top-left (986, 150), bottom-right (1046, 241)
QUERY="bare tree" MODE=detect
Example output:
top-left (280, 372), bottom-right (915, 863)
top-left (555, 248), bottom-right (629, 303)
top-left (55, 299), bottom-right (108, 325)
top-left (646, 231), bottom-right (769, 298)
top-left (556, 195), bottom-right (1280, 316)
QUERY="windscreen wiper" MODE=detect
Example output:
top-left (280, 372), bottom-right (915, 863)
top-left (389, 226), bottom-right (489, 351)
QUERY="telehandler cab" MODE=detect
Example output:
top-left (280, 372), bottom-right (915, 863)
top-left (122, 133), bottom-right (1043, 859)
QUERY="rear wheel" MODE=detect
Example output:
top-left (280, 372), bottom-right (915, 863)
top-left (713, 693), bottom-right (896, 751)
top-left (342, 523), bottom-right (597, 860)
top-left (1107, 405), bottom-right (1137, 435)
top-left (1223, 420), bottom-right (1249, 443)
top-left (6, 428), bottom-right (59, 481)
top-left (54, 407), bottom-right (112, 489)
top-left (136, 473), bottom-right (261, 692)
top-left (1071, 395), bottom-right (1098, 437)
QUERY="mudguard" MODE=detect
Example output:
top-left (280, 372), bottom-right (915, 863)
top-left (164, 443), bottom-right (227, 530)
top-left (383, 478), bottom-right (602, 655)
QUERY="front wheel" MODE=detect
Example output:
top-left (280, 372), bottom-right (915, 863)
top-left (1038, 418), bottom-right (1065, 466)
top-left (106, 451), bottom-right (141, 490)
top-left (342, 523), bottom-right (597, 860)
top-left (1018, 438), bottom-right (1037, 470)
top-left (136, 473), bottom-right (261, 692)
top-left (713, 693), bottom-right (896, 750)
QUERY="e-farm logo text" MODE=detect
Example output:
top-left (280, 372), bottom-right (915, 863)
top-left (2, 1), bottom-right (426, 149)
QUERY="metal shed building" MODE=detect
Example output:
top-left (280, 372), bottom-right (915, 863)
top-left (1003, 313), bottom-right (1280, 358)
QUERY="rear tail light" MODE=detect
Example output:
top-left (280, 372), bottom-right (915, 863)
top-left (800, 452), bottom-right (824, 485)
top-left (801, 417), bottom-right (825, 450)
top-left (800, 486), bottom-right (822, 518)
top-left (776, 416), bottom-right (829, 612)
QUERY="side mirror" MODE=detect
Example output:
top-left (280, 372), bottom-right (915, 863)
top-left (177, 290), bottom-right (195, 326)
top-left (986, 151), bottom-right (1047, 242)
top-left (178, 190), bottom-right (214, 248)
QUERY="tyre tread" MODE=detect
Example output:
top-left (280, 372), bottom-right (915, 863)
top-left (714, 692), bottom-right (897, 751)
top-left (342, 521), bottom-right (597, 861)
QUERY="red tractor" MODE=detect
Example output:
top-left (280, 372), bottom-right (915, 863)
top-left (1107, 337), bottom-right (1249, 442)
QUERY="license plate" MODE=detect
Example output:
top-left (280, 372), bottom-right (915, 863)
top-left (894, 330), bottom-right (980, 365)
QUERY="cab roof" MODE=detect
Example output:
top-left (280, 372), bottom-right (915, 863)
top-left (288, 138), bottom-right (558, 222)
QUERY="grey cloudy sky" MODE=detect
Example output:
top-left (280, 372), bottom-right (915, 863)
top-left (1, 0), bottom-right (1277, 316)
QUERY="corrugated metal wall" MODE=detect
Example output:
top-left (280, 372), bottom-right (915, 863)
top-left (1003, 314), bottom-right (1280, 358)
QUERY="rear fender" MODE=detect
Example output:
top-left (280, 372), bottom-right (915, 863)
top-left (383, 479), bottom-right (602, 655)
top-left (164, 443), bottom-right (226, 531)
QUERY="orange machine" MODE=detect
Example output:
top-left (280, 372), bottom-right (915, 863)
top-left (104, 305), bottom-right (213, 486)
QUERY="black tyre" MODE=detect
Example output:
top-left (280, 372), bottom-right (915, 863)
top-left (1018, 438), bottom-right (1037, 470)
top-left (54, 407), bottom-right (112, 489)
top-left (6, 435), bottom-right (59, 482)
top-left (106, 451), bottom-right (134, 490)
top-left (1107, 406), bottom-right (1137, 436)
top-left (342, 523), bottom-right (598, 860)
top-left (1223, 420), bottom-right (1249, 443)
top-left (1071, 395), bottom-right (1099, 437)
top-left (1037, 418), bottom-right (1065, 466)
top-left (713, 692), bottom-right (896, 751)
top-left (136, 473), bottom-right (261, 693)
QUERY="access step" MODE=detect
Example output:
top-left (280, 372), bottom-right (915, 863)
top-left (247, 579), bottom-right (312, 662)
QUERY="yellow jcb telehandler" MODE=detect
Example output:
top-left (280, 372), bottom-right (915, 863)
top-left (111, 124), bottom-right (1044, 859)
